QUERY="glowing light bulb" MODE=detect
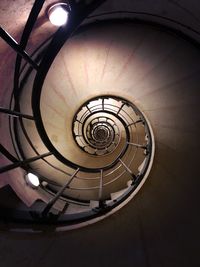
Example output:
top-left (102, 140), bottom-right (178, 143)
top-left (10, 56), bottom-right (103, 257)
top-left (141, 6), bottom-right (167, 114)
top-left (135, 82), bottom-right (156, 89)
top-left (48, 3), bottom-right (70, 26)
top-left (25, 173), bottom-right (40, 188)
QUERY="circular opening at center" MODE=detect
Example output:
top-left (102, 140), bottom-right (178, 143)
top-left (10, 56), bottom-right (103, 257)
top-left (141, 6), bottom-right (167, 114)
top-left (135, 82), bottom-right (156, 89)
top-left (94, 126), bottom-right (109, 141)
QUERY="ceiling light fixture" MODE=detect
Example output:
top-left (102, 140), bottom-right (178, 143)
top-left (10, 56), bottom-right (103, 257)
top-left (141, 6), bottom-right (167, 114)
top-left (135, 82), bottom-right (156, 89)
top-left (25, 173), bottom-right (40, 189)
top-left (48, 3), bottom-right (71, 26)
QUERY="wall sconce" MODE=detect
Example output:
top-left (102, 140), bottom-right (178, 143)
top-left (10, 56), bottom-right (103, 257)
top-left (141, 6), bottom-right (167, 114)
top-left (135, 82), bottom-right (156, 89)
top-left (25, 173), bottom-right (40, 189)
top-left (48, 3), bottom-right (71, 26)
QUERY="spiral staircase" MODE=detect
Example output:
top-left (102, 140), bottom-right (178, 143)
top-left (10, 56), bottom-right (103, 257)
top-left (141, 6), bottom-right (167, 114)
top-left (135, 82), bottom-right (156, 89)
top-left (0, 0), bottom-right (200, 265)
top-left (0, 1), bottom-right (157, 229)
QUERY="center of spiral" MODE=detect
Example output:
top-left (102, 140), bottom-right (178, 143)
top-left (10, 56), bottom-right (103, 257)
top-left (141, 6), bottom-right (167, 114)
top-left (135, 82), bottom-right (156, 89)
top-left (93, 126), bottom-right (109, 142)
top-left (72, 97), bottom-right (130, 156)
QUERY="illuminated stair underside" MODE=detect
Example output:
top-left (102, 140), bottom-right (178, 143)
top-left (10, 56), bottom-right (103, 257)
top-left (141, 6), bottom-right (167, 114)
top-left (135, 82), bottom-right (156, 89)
top-left (1, 13), bottom-right (200, 230)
